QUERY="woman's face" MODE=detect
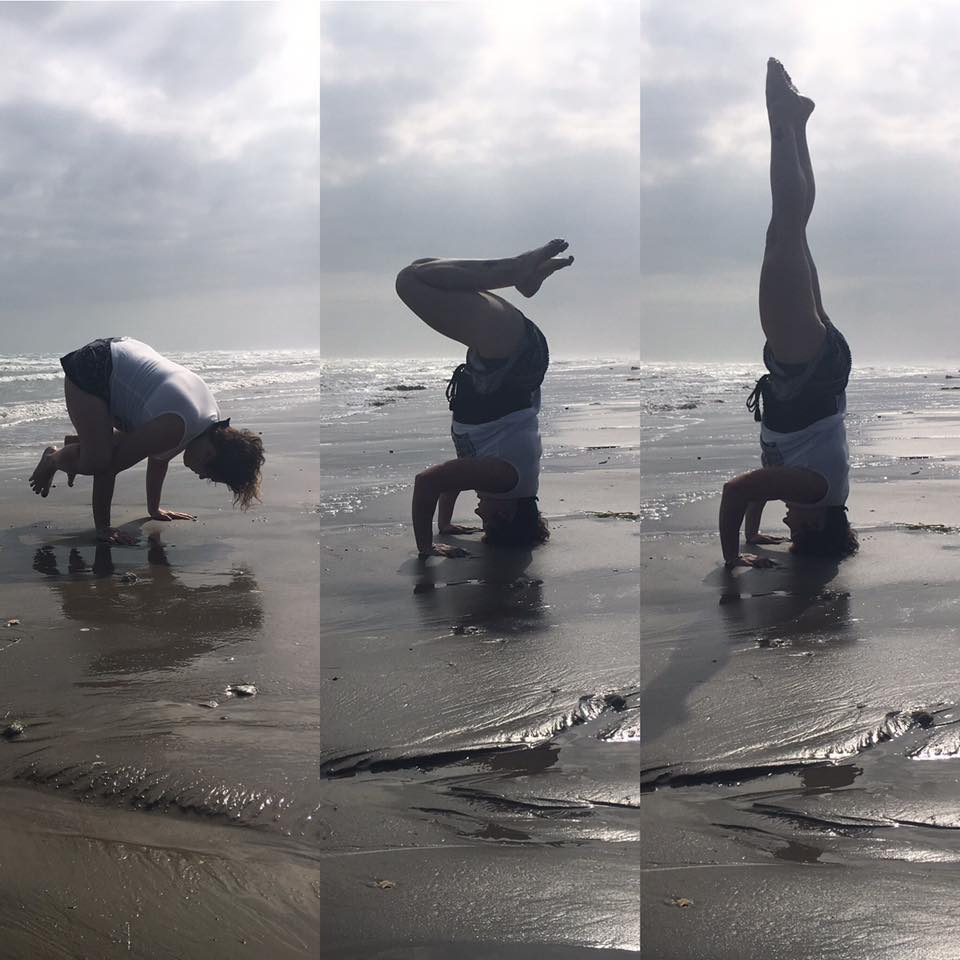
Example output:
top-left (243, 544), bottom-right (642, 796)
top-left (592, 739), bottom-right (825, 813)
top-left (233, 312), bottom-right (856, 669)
top-left (183, 435), bottom-right (216, 479)
top-left (783, 504), bottom-right (827, 534)
top-left (474, 497), bottom-right (518, 530)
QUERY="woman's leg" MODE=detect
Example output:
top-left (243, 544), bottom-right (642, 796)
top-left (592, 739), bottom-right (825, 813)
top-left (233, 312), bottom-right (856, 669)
top-left (29, 379), bottom-right (115, 496)
top-left (758, 59), bottom-right (826, 364)
top-left (395, 240), bottom-right (573, 358)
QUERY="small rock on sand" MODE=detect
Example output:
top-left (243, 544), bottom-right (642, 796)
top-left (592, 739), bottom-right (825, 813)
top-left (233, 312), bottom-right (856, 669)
top-left (226, 684), bottom-right (257, 698)
top-left (3, 721), bottom-right (24, 739)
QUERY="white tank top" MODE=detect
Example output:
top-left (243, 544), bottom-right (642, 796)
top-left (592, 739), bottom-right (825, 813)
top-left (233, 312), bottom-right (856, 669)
top-left (109, 338), bottom-right (220, 460)
top-left (451, 405), bottom-right (542, 499)
top-left (760, 404), bottom-right (849, 507)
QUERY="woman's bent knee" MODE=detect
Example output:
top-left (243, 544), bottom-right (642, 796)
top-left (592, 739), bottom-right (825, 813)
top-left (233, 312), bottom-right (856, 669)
top-left (77, 448), bottom-right (113, 475)
top-left (395, 263), bottom-right (430, 304)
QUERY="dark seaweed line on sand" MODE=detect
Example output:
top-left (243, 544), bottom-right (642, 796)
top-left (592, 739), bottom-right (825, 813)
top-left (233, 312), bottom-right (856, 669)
top-left (640, 706), bottom-right (947, 793)
top-left (14, 759), bottom-right (304, 831)
top-left (750, 801), bottom-right (960, 833)
top-left (319, 692), bottom-right (631, 779)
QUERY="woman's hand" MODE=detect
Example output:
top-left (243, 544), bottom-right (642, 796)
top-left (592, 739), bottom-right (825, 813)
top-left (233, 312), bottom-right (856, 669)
top-left (149, 509), bottom-right (197, 522)
top-left (724, 553), bottom-right (777, 569)
top-left (745, 533), bottom-right (787, 545)
top-left (97, 527), bottom-right (139, 546)
top-left (438, 523), bottom-right (480, 535)
top-left (419, 543), bottom-right (470, 559)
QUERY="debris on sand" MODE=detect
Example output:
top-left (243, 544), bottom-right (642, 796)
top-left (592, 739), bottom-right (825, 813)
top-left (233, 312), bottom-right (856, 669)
top-left (226, 684), bottom-right (258, 698)
top-left (899, 522), bottom-right (960, 534)
top-left (385, 384), bottom-right (426, 392)
top-left (590, 511), bottom-right (640, 521)
top-left (3, 721), bottom-right (24, 739)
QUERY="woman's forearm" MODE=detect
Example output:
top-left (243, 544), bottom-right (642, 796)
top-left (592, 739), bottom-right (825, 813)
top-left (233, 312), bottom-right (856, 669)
top-left (92, 472), bottom-right (117, 532)
top-left (438, 491), bottom-right (458, 530)
top-left (744, 501), bottom-right (765, 540)
top-left (719, 484), bottom-right (748, 564)
top-left (412, 475), bottom-right (440, 555)
top-left (146, 458), bottom-right (168, 514)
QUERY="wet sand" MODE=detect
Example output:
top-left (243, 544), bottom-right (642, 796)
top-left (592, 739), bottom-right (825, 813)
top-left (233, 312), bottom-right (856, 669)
top-left (641, 399), bottom-right (960, 957)
top-left (0, 377), bottom-right (644, 957)
top-left (316, 376), bottom-right (643, 955)
top-left (0, 406), bottom-right (323, 958)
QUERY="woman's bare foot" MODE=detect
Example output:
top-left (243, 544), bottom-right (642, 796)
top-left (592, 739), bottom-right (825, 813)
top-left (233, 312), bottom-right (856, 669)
top-left (29, 446), bottom-right (59, 497)
top-left (516, 255), bottom-right (575, 298)
top-left (512, 238), bottom-right (568, 284)
top-left (766, 58), bottom-right (814, 126)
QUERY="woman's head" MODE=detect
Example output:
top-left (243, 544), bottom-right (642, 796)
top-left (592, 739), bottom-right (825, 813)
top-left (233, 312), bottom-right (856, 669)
top-left (185, 421), bottom-right (264, 509)
top-left (788, 504), bottom-right (858, 559)
top-left (475, 496), bottom-right (549, 548)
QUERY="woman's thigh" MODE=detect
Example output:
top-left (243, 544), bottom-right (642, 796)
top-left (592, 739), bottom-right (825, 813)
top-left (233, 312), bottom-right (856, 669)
top-left (63, 378), bottom-right (115, 469)
top-left (395, 269), bottom-right (525, 358)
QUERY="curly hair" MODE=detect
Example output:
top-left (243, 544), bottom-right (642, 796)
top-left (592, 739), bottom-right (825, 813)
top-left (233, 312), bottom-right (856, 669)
top-left (206, 424), bottom-right (265, 510)
top-left (790, 505), bottom-right (858, 559)
top-left (482, 497), bottom-right (550, 548)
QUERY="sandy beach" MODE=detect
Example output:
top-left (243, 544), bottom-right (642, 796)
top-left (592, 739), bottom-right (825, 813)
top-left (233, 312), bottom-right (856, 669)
top-left (0, 362), bottom-right (643, 957)
top-left (640, 368), bottom-right (960, 957)
top-left (315, 364), bottom-right (643, 956)
top-left (0, 403), bottom-right (324, 958)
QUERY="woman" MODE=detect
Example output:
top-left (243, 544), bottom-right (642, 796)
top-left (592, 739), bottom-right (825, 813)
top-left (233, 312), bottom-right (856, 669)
top-left (719, 60), bottom-right (858, 568)
top-left (395, 240), bottom-right (573, 558)
top-left (28, 337), bottom-right (265, 544)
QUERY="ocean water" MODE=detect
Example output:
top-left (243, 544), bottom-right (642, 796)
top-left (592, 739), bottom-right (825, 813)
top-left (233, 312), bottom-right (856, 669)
top-left (640, 361), bottom-right (960, 524)
top-left (0, 349), bottom-right (640, 458)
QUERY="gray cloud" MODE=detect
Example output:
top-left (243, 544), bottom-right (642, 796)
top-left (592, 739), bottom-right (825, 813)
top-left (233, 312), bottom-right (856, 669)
top-left (0, 3), bottom-right (319, 350)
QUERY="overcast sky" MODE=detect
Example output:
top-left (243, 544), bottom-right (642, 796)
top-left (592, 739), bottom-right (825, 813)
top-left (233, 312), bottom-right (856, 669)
top-left (321, 0), bottom-right (960, 362)
top-left (5, 3), bottom-right (960, 360)
top-left (0, 1), bottom-right (319, 353)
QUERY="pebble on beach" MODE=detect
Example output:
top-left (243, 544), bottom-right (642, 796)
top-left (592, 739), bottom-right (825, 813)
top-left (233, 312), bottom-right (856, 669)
top-left (3, 721), bottom-right (24, 739)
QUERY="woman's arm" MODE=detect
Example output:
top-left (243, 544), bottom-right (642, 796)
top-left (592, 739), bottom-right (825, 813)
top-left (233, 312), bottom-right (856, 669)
top-left (91, 415), bottom-right (186, 543)
top-left (413, 458), bottom-right (517, 557)
top-left (744, 500), bottom-right (765, 540)
top-left (145, 457), bottom-right (196, 521)
top-left (437, 490), bottom-right (480, 535)
top-left (719, 467), bottom-right (826, 566)
top-left (146, 457), bottom-right (168, 515)
top-left (437, 491), bottom-right (458, 531)
top-left (93, 472), bottom-right (122, 542)
top-left (744, 500), bottom-right (788, 545)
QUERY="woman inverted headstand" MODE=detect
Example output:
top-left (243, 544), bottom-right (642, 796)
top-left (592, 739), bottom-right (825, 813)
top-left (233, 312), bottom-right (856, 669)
top-left (395, 241), bottom-right (574, 558)
top-left (28, 337), bottom-right (265, 544)
top-left (719, 59), bottom-right (858, 568)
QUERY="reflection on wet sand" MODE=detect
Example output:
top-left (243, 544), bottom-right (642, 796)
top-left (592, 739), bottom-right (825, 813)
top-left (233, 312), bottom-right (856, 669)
top-left (411, 548), bottom-right (547, 639)
top-left (717, 556), bottom-right (851, 647)
top-left (32, 533), bottom-right (263, 675)
top-left (642, 557), bottom-right (852, 748)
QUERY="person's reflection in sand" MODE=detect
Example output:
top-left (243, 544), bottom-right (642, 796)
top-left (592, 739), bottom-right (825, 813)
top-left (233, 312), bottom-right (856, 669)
top-left (31, 533), bottom-right (263, 674)
top-left (643, 557), bottom-right (852, 748)
top-left (410, 546), bottom-right (546, 638)
top-left (718, 554), bottom-right (853, 649)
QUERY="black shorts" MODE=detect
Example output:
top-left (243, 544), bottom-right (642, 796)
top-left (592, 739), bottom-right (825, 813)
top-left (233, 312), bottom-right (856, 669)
top-left (59, 338), bottom-right (118, 405)
top-left (748, 322), bottom-right (851, 432)
top-left (447, 317), bottom-right (550, 425)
